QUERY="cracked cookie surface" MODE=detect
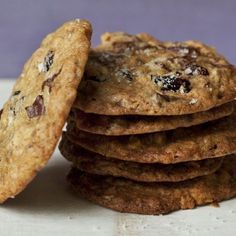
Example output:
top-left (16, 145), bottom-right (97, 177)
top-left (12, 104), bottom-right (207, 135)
top-left (74, 32), bottom-right (236, 115)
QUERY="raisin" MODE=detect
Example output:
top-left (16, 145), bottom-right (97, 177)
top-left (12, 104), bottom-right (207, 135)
top-left (185, 64), bottom-right (209, 76)
top-left (25, 95), bottom-right (45, 118)
top-left (151, 74), bottom-right (191, 93)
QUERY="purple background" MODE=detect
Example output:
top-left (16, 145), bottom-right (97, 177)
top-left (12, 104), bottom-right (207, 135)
top-left (0, 0), bottom-right (236, 78)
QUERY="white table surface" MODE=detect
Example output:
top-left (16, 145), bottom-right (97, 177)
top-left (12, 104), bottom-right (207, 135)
top-left (0, 79), bottom-right (235, 236)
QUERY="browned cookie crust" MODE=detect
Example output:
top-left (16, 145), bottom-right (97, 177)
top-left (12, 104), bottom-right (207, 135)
top-left (66, 109), bottom-right (236, 164)
top-left (60, 136), bottom-right (223, 182)
top-left (67, 155), bottom-right (236, 215)
top-left (74, 32), bottom-right (236, 116)
top-left (0, 19), bottom-right (92, 203)
top-left (70, 102), bottom-right (233, 135)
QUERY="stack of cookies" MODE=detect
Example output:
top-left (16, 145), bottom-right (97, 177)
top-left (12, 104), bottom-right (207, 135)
top-left (59, 32), bottom-right (236, 215)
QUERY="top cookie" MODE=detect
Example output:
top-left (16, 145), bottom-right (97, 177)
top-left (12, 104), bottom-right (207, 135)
top-left (0, 19), bottom-right (92, 203)
top-left (74, 32), bottom-right (236, 115)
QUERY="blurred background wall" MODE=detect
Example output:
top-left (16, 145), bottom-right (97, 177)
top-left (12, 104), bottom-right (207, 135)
top-left (0, 0), bottom-right (235, 78)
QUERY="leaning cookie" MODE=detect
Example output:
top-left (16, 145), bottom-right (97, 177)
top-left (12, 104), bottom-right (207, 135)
top-left (0, 19), bottom-right (92, 203)
top-left (59, 136), bottom-right (223, 182)
top-left (67, 155), bottom-right (236, 215)
top-left (69, 102), bottom-right (233, 135)
top-left (74, 32), bottom-right (236, 116)
top-left (66, 108), bottom-right (236, 164)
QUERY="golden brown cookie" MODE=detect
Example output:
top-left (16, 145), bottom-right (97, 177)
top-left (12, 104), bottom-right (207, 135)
top-left (70, 102), bottom-right (233, 135)
top-left (0, 19), bottom-right (92, 203)
top-left (59, 136), bottom-right (223, 182)
top-left (67, 155), bottom-right (236, 215)
top-left (74, 32), bottom-right (236, 116)
top-left (66, 108), bottom-right (236, 164)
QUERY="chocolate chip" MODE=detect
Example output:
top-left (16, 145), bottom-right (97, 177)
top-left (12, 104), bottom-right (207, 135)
top-left (12, 90), bottom-right (21, 96)
top-left (151, 74), bottom-right (191, 93)
top-left (25, 95), bottom-right (45, 118)
top-left (0, 109), bottom-right (3, 119)
top-left (185, 64), bottom-right (209, 76)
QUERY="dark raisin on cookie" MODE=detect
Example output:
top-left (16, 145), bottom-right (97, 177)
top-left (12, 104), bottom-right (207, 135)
top-left (25, 95), bottom-right (45, 118)
top-left (151, 74), bottom-right (191, 93)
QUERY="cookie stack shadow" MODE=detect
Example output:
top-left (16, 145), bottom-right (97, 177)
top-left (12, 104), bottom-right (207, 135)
top-left (59, 33), bottom-right (236, 215)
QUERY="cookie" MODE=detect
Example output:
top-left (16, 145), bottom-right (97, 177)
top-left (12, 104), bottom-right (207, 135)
top-left (67, 155), bottom-right (236, 215)
top-left (74, 32), bottom-right (236, 116)
top-left (70, 102), bottom-right (233, 135)
top-left (66, 108), bottom-right (236, 164)
top-left (60, 136), bottom-right (223, 182)
top-left (0, 19), bottom-right (92, 203)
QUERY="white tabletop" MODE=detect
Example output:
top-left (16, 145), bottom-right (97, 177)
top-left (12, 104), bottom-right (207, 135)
top-left (0, 79), bottom-right (235, 236)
